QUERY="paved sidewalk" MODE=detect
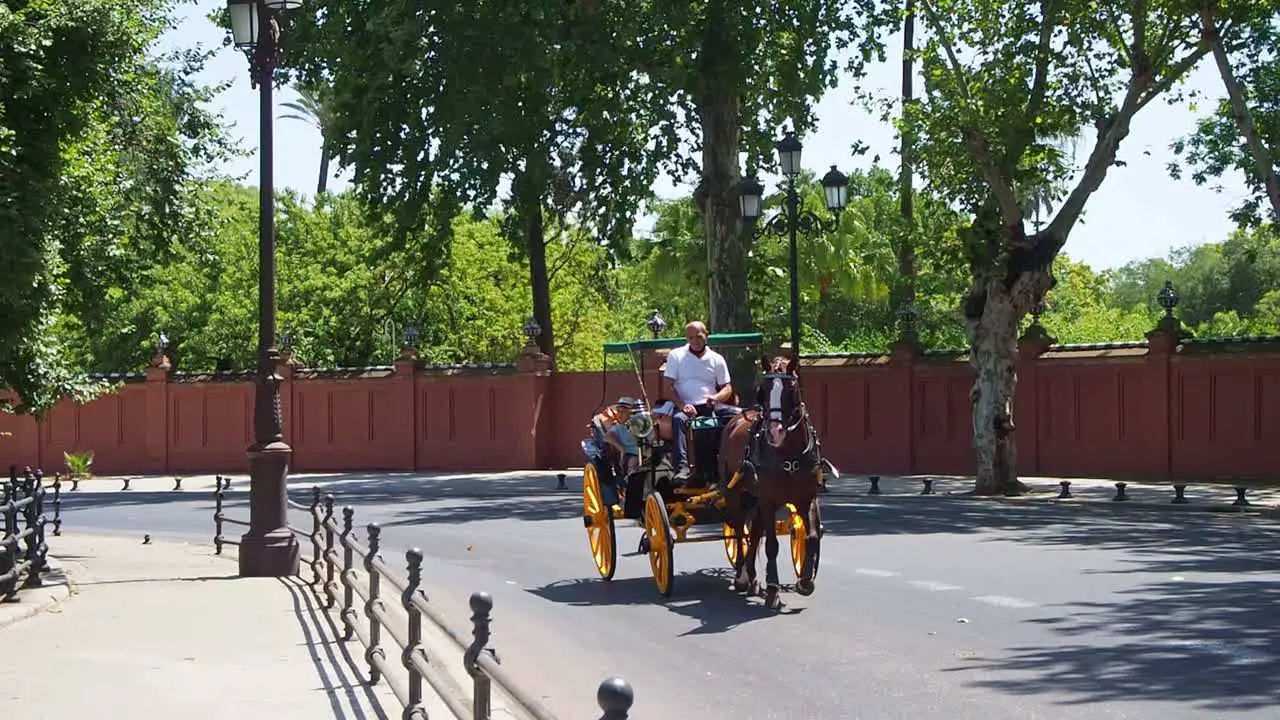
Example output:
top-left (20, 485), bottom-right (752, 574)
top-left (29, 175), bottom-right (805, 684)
top-left (59, 467), bottom-right (1280, 518)
top-left (823, 474), bottom-right (1280, 514)
top-left (0, 534), bottom-right (416, 720)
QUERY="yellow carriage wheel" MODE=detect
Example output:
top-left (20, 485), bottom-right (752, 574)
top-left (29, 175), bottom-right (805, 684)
top-left (643, 492), bottom-right (675, 597)
top-left (582, 463), bottom-right (616, 581)
top-left (788, 498), bottom-right (823, 581)
top-left (723, 522), bottom-right (739, 567)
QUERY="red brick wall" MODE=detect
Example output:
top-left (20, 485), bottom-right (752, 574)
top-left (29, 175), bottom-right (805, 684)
top-left (2, 330), bottom-right (1278, 482)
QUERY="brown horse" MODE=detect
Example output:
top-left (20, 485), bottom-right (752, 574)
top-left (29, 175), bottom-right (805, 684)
top-left (718, 355), bottom-right (822, 610)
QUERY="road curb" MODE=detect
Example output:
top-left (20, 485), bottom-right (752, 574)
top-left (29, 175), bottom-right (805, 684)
top-left (822, 487), bottom-right (1280, 518)
top-left (0, 556), bottom-right (73, 631)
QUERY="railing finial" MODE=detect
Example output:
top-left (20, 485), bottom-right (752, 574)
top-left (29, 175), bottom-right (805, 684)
top-left (598, 677), bottom-right (634, 719)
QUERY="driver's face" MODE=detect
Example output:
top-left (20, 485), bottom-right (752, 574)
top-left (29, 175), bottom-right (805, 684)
top-left (686, 326), bottom-right (707, 352)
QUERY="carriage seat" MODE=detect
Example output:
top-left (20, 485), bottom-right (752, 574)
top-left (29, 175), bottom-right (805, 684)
top-left (652, 402), bottom-right (742, 478)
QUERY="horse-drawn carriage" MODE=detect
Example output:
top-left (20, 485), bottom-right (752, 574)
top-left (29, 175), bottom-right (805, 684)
top-left (580, 331), bottom-right (829, 605)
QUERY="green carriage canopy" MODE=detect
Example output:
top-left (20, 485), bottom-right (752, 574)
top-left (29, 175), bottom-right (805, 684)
top-left (602, 332), bottom-right (764, 354)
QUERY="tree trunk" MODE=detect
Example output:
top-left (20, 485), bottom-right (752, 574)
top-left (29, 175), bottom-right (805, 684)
top-left (896, 0), bottom-right (918, 314)
top-left (1200, 6), bottom-right (1280, 224)
top-left (964, 239), bottom-right (1049, 495)
top-left (818, 275), bottom-right (832, 335)
top-left (693, 0), bottom-right (753, 389)
top-left (317, 149), bottom-right (330, 197)
top-left (523, 201), bottom-right (556, 366)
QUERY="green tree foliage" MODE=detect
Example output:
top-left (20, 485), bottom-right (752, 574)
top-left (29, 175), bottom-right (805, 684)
top-left (64, 183), bottom-right (633, 373)
top-left (0, 0), bottom-right (235, 415)
top-left (1169, 3), bottom-right (1280, 227)
top-left (893, 0), bottom-right (1223, 494)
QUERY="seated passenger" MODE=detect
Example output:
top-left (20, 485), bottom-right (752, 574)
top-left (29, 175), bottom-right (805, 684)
top-left (651, 320), bottom-right (735, 482)
top-left (590, 397), bottom-right (641, 478)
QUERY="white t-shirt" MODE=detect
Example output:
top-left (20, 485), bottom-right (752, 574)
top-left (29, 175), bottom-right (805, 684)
top-left (664, 345), bottom-right (731, 405)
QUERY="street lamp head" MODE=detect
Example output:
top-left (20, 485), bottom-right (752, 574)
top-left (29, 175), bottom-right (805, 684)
top-left (820, 165), bottom-right (849, 212)
top-left (522, 317), bottom-right (542, 342)
top-left (263, 0), bottom-right (305, 8)
top-left (646, 309), bottom-right (667, 338)
top-left (738, 175), bottom-right (765, 220)
top-left (227, 0), bottom-right (260, 49)
top-left (775, 131), bottom-right (803, 178)
top-left (403, 325), bottom-right (418, 348)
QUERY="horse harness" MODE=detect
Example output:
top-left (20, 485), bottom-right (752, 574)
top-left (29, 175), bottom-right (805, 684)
top-left (740, 372), bottom-right (822, 479)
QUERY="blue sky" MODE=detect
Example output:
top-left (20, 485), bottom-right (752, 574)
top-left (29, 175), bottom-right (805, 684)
top-left (171, 1), bottom-right (1250, 271)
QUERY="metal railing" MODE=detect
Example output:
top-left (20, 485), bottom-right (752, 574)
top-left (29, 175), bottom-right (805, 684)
top-left (1, 466), bottom-right (62, 596)
top-left (213, 478), bottom-right (635, 719)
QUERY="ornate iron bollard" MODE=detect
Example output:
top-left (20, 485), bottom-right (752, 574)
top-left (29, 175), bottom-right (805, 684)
top-left (466, 591), bottom-right (495, 720)
top-left (921, 478), bottom-right (935, 495)
top-left (868, 475), bottom-right (881, 495)
top-left (597, 678), bottom-right (634, 719)
top-left (1113, 482), bottom-right (1128, 501)
top-left (1172, 484), bottom-right (1189, 504)
top-left (339, 507), bottom-right (356, 641)
top-left (1058, 480), bottom-right (1072, 499)
top-left (321, 494), bottom-right (337, 609)
top-left (1234, 486), bottom-right (1251, 506)
top-left (363, 523), bottom-right (384, 685)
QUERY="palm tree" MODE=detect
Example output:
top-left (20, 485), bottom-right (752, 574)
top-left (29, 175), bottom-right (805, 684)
top-left (279, 83), bottom-right (335, 196)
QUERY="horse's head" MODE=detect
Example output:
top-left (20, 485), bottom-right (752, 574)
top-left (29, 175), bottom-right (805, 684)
top-left (756, 355), bottom-right (803, 448)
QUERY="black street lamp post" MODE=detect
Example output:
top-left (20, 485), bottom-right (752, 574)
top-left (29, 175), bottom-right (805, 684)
top-left (227, 0), bottom-right (304, 577)
top-left (738, 131), bottom-right (849, 359)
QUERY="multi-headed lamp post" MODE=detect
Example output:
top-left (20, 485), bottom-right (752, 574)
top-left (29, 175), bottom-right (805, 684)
top-left (738, 131), bottom-right (849, 359)
top-left (227, 0), bottom-right (304, 577)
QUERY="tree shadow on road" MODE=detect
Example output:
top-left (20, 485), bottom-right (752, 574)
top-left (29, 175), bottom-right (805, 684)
top-left (527, 568), bottom-right (804, 637)
top-left (818, 496), bottom-right (1280, 577)
top-left (378, 496), bottom-right (578, 527)
top-left (943, 577), bottom-right (1280, 712)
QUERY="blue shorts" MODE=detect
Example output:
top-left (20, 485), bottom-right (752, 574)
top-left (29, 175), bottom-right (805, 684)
top-left (591, 423), bottom-right (638, 458)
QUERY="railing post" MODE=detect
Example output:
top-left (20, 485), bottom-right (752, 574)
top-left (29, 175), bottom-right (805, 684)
top-left (340, 507), bottom-right (356, 641)
top-left (402, 549), bottom-right (426, 720)
top-left (21, 468), bottom-right (41, 587)
top-left (49, 473), bottom-right (62, 537)
top-left (466, 591), bottom-right (494, 720)
top-left (309, 486), bottom-right (323, 587)
top-left (0, 470), bottom-right (15, 595)
top-left (213, 476), bottom-right (225, 555)
top-left (322, 494), bottom-right (336, 608)
top-left (363, 523), bottom-right (384, 685)
top-left (30, 469), bottom-right (47, 579)
top-left (597, 678), bottom-right (634, 720)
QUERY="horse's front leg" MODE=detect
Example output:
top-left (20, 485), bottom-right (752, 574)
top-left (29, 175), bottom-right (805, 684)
top-left (740, 501), bottom-right (765, 597)
top-left (763, 502), bottom-right (784, 610)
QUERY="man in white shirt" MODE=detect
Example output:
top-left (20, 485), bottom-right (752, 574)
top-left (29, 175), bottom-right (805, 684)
top-left (654, 320), bottom-right (734, 481)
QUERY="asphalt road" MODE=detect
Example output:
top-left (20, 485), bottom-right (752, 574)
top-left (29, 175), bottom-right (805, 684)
top-left (55, 473), bottom-right (1280, 720)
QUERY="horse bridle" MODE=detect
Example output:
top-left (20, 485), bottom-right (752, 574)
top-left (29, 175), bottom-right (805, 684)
top-left (758, 371), bottom-right (815, 468)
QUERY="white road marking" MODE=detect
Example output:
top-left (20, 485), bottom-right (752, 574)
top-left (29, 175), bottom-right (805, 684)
top-left (854, 567), bottom-right (901, 578)
top-left (908, 580), bottom-right (963, 592)
top-left (973, 594), bottom-right (1039, 609)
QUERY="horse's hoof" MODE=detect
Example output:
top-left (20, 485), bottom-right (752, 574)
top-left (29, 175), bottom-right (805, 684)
top-left (732, 578), bottom-right (749, 593)
top-left (765, 585), bottom-right (783, 610)
top-left (747, 579), bottom-right (761, 597)
top-left (795, 578), bottom-right (815, 596)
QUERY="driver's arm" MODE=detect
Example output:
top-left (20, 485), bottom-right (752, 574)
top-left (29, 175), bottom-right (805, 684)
top-left (710, 382), bottom-right (734, 404)
top-left (708, 356), bottom-right (734, 403)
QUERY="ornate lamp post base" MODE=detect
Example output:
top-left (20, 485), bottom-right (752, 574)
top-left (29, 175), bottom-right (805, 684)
top-left (238, 442), bottom-right (299, 577)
